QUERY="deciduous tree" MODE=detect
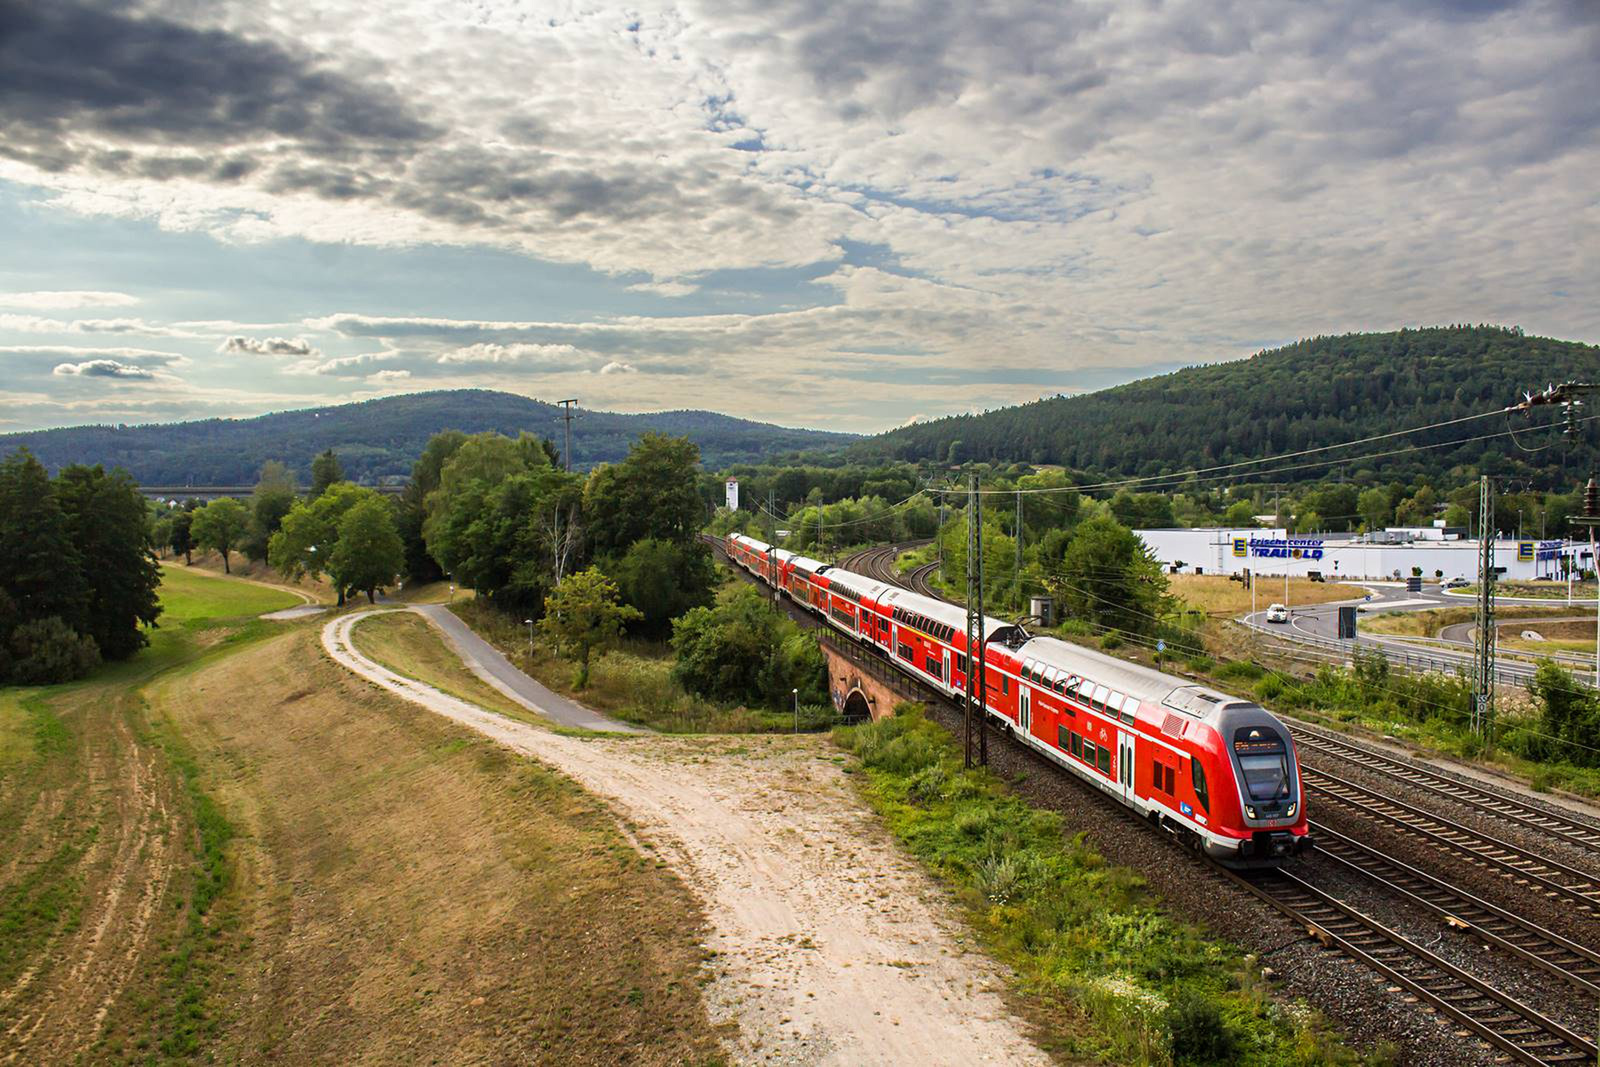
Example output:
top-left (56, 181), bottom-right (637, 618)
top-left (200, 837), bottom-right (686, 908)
top-left (328, 496), bottom-right (404, 603)
top-left (310, 449), bottom-right (343, 498)
top-left (191, 498), bottom-right (249, 573)
top-left (538, 566), bottom-right (640, 688)
top-left (55, 464), bottom-right (162, 660)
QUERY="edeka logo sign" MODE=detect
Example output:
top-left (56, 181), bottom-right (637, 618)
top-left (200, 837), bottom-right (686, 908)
top-left (1232, 537), bottom-right (1248, 557)
top-left (1517, 540), bottom-right (1535, 563)
top-left (1249, 537), bottom-right (1325, 560)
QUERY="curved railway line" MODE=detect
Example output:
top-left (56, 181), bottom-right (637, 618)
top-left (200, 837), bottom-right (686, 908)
top-left (1303, 766), bottom-right (1600, 911)
top-left (1290, 720), bottom-right (1600, 854)
top-left (721, 535), bottom-right (1600, 1063)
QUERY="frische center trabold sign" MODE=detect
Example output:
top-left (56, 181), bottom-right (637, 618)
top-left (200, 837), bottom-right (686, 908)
top-left (1233, 536), bottom-right (1325, 561)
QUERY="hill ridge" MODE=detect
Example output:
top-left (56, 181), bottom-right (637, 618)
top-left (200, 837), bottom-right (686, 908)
top-left (1, 389), bottom-right (857, 483)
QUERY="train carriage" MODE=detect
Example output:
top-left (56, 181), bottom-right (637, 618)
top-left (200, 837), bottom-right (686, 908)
top-left (726, 535), bottom-right (1311, 865)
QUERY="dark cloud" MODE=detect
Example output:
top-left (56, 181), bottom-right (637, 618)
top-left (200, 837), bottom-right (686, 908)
top-left (220, 335), bottom-right (315, 356)
top-left (0, 0), bottom-right (436, 172)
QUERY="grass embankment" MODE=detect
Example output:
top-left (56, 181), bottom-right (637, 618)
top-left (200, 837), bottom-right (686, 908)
top-left (450, 598), bottom-right (836, 734)
top-left (5, 566), bottom-right (725, 1063)
top-left (1455, 580), bottom-right (1598, 600)
top-left (835, 706), bottom-right (1363, 1066)
top-left (1, 566), bottom-right (299, 1062)
top-left (1359, 603), bottom-right (1572, 638)
top-left (140, 629), bottom-right (724, 1063)
top-left (1501, 619), bottom-right (1597, 655)
top-left (351, 610), bottom-right (545, 726)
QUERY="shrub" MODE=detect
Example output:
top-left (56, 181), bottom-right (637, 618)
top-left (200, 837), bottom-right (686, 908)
top-left (1100, 633), bottom-right (1123, 650)
top-left (1253, 675), bottom-right (1284, 701)
top-left (6, 616), bottom-right (100, 684)
top-left (1213, 660), bottom-right (1264, 682)
top-left (1167, 991), bottom-right (1236, 1064)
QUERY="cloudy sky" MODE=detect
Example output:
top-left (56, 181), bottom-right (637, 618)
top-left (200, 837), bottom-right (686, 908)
top-left (1, 0), bottom-right (1595, 434)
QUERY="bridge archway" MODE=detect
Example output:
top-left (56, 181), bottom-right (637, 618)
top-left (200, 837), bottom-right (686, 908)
top-left (841, 688), bottom-right (874, 725)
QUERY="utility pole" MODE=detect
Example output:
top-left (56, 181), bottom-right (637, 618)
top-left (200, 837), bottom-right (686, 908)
top-left (1015, 488), bottom-right (1024, 610)
top-left (938, 493), bottom-right (946, 582)
top-left (766, 489), bottom-right (778, 605)
top-left (556, 398), bottom-right (579, 473)
top-left (1472, 475), bottom-right (1496, 745)
top-left (1576, 477), bottom-right (1600, 689)
top-left (964, 474), bottom-right (988, 768)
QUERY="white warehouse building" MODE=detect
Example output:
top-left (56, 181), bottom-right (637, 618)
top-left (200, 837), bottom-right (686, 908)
top-left (1135, 527), bottom-right (1593, 582)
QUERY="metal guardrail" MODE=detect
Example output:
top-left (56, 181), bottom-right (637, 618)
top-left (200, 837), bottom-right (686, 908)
top-left (1240, 621), bottom-right (1557, 691)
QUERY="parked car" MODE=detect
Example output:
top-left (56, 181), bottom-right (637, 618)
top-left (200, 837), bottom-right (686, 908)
top-left (1266, 603), bottom-right (1289, 623)
top-left (1441, 576), bottom-right (1470, 589)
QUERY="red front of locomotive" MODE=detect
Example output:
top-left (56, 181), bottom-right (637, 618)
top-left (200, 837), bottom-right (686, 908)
top-left (1179, 710), bottom-right (1311, 864)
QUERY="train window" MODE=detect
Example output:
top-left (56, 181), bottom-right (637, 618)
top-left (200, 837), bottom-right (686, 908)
top-left (1164, 765), bottom-right (1175, 793)
top-left (1105, 692), bottom-right (1124, 715)
top-left (955, 653), bottom-right (967, 674)
top-left (925, 657), bottom-right (943, 681)
top-left (1070, 732), bottom-right (1082, 758)
top-left (1191, 760), bottom-right (1209, 812)
top-left (898, 642), bottom-right (914, 662)
top-left (1096, 745), bottom-right (1111, 776)
top-left (1082, 738), bottom-right (1095, 764)
top-left (1057, 724), bottom-right (1069, 750)
top-left (1090, 685), bottom-right (1109, 711)
top-left (1151, 759), bottom-right (1162, 791)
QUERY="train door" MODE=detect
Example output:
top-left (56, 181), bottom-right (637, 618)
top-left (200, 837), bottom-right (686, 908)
top-left (942, 648), bottom-right (952, 692)
top-left (1018, 685), bottom-right (1031, 737)
top-left (1117, 730), bottom-right (1136, 801)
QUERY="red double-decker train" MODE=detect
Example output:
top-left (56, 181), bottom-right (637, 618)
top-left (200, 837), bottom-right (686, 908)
top-left (726, 533), bottom-right (1312, 866)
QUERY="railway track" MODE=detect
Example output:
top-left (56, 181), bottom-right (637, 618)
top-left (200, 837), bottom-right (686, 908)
top-left (719, 536), bottom-right (1600, 1061)
top-left (1311, 823), bottom-right (1600, 997)
top-left (1291, 721), bottom-right (1600, 855)
top-left (1222, 865), bottom-right (1598, 1066)
top-left (1304, 765), bottom-right (1600, 911)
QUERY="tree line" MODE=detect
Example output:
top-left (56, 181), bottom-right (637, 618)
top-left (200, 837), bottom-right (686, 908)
top-left (0, 450), bottom-right (161, 683)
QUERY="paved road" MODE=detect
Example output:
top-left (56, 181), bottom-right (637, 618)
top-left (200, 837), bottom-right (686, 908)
top-left (408, 604), bottom-right (646, 733)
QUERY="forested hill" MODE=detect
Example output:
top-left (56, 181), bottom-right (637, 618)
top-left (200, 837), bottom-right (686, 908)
top-left (852, 326), bottom-right (1600, 484)
top-left (2, 390), bottom-right (857, 484)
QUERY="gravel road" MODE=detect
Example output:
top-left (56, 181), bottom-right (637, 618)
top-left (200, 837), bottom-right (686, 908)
top-left (324, 609), bottom-right (1051, 1066)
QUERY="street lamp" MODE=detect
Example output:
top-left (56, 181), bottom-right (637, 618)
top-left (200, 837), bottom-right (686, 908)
top-left (792, 688), bottom-right (799, 734)
top-left (524, 618), bottom-right (534, 661)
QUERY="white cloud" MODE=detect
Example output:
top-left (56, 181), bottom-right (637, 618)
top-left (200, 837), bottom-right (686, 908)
top-left (626, 280), bottom-right (700, 298)
top-left (599, 360), bottom-right (637, 375)
top-left (0, 290), bottom-right (138, 310)
top-left (52, 359), bottom-right (157, 379)
top-left (220, 335), bottom-right (317, 356)
top-left (434, 342), bottom-right (588, 367)
top-left (368, 368), bottom-right (412, 382)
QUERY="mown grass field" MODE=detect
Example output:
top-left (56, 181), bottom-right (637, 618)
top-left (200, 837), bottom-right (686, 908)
top-left (2, 567), bottom-right (726, 1065)
top-left (1167, 574), bottom-right (1365, 616)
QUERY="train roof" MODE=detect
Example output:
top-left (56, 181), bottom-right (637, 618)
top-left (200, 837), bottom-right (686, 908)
top-left (1016, 633), bottom-right (1250, 721)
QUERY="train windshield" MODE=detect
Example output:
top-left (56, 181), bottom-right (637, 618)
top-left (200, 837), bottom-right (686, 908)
top-left (1233, 727), bottom-right (1291, 801)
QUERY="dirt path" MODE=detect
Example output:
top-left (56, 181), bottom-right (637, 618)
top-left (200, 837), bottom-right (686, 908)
top-left (324, 610), bottom-right (1050, 1066)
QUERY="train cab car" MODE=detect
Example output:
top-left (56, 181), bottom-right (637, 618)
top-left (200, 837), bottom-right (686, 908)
top-left (989, 635), bottom-right (1311, 867)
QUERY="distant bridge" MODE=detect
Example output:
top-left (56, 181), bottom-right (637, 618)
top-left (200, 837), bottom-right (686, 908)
top-left (138, 483), bottom-right (407, 501)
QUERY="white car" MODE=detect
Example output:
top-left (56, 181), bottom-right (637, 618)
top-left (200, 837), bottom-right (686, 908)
top-left (1265, 603), bottom-right (1289, 623)
top-left (1440, 576), bottom-right (1470, 590)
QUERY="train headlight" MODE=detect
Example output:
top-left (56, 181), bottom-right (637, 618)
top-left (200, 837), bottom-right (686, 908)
top-left (1244, 805), bottom-right (1258, 819)
top-left (1285, 803), bottom-right (1297, 819)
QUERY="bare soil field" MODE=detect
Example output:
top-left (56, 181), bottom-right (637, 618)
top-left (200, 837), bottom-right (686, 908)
top-left (327, 610), bottom-right (1053, 1065)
